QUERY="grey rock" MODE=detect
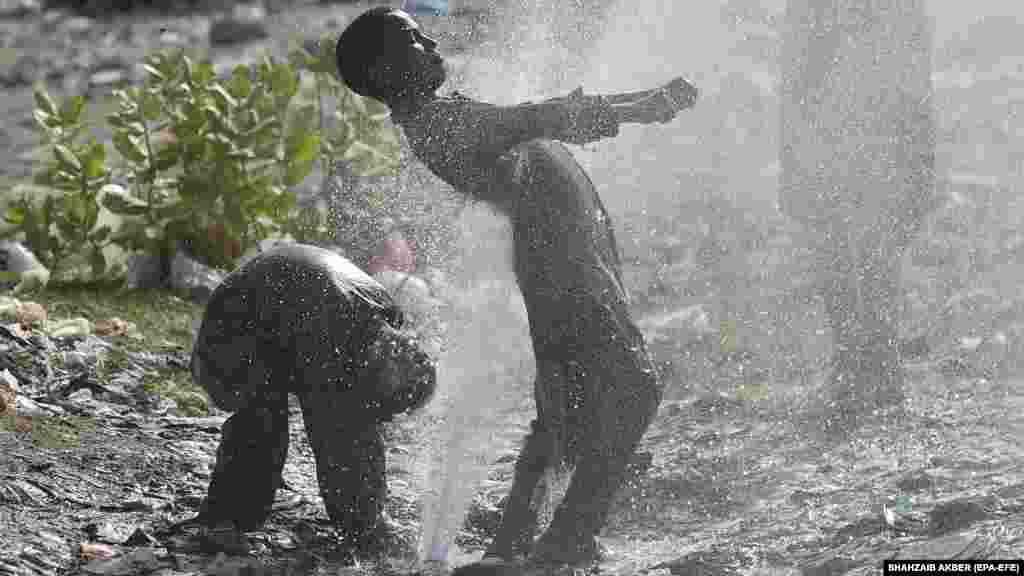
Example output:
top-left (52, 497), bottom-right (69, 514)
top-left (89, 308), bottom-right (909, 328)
top-left (124, 252), bottom-right (166, 291)
top-left (169, 249), bottom-right (224, 305)
top-left (0, 52), bottom-right (39, 87)
top-left (0, 241), bottom-right (45, 290)
top-left (88, 68), bottom-right (128, 90)
top-left (67, 388), bottom-right (95, 404)
top-left (92, 521), bottom-right (134, 544)
top-left (58, 16), bottom-right (95, 36)
top-left (40, 8), bottom-right (67, 30)
top-left (0, 0), bottom-right (40, 18)
top-left (209, 4), bottom-right (269, 46)
top-left (0, 367), bottom-right (15, 390)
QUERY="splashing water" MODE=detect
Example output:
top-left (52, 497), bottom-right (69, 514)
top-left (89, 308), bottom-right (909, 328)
top-left (417, 204), bottom-right (532, 565)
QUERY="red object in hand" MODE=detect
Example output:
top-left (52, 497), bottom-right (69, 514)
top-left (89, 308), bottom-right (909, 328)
top-left (368, 231), bottom-right (415, 275)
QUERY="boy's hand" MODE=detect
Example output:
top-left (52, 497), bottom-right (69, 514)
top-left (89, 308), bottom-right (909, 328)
top-left (611, 76), bottom-right (699, 125)
top-left (662, 76), bottom-right (699, 111)
top-left (367, 325), bottom-right (437, 414)
top-left (558, 87), bottom-right (620, 145)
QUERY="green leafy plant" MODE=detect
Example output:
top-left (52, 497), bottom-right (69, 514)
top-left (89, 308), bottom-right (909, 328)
top-left (3, 90), bottom-right (113, 279)
top-left (4, 35), bottom-right (400, 277)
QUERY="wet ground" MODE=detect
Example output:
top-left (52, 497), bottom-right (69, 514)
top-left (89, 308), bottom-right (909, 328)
top-left (2, 0), bottom-right (1024, 574)
top-left (3, 343), bottom-right (1024, 576)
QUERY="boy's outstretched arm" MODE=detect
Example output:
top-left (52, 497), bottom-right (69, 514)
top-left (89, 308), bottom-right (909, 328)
top-left (399, 93), bottom-right (619, 160)
top-left (399, 78), bottom-right (696, 163)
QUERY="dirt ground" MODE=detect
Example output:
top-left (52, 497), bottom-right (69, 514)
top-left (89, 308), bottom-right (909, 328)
top-left (2, 0), bottom-right (1024, 575)
top-left (3, 353), bottom-right (1024, 576)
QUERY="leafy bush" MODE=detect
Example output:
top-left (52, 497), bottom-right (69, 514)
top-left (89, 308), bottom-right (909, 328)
top-left (2, 35), bottom-right (400, 278)
top-left (2, 91), bottom-right (112, 278)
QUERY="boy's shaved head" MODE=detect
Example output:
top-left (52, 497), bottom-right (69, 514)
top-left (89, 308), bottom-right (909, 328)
top-left (336, 7), bottom-right (446, 105)
top-left (336, 7), bottom-right (394, 98)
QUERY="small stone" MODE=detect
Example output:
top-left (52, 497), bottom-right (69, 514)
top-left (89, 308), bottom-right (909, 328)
top-left (59, 16), bottom-right (95, 35)
top-left (0, 242), bottom-right (43, 290)
top-left (169, 248), bottom-right (225, 305)
top-left (209, 7), bottom-right (269, 46)
top-left (68, 388), bottom-right (94, 403)
top-left (41, 9), bottom-right (66, 28)
top-left (0, 0), bottom-right (41, 18)
top-left (89, 68), bottom-right (128, 90)
top-left (15, 300), bottom-right (46, 327)
top-left (158, 27), bottom-right (186, 46)
top-left (125, 252), bottom-right (166, 291)
top-left (94, 318), bottom-right (132, 338)
top-left (0, 53), bottom-right (42, 87)
top-left (231, 2), bottom-right (266, 22)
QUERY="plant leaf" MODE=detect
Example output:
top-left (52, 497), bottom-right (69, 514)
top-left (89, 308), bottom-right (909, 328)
top-left (59, 95), bottom-right (86, 125)
top-left (54, 144), bottom-right (82, 173)
top-left (83, 142), bottom-right (106, 180)
top-left (33, 87), bottom-right (58, 117)
top-left (141, 92), bottom-right (162, 122)
top-left (101, 188), bottom-right (150, 216)
top-left (153, 145), bottom-right (180, 171)
top-left (143, 64), bottom-right (166, 83)
top-left (229, 65), bottom-right (252, 99)
top-left (210, 84), bottom-right (239, 110)
top-left (113, 132), bottom-right (147, 163)
top-left (3, 205), bottom-right (25, 226)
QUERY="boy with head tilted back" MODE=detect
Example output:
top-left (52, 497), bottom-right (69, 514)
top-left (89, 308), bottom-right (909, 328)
top-left (336, 7), bottom-right (697, 571)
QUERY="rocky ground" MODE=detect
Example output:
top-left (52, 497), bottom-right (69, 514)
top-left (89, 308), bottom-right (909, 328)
top-left (2, 0), bottom-right (1024, 575)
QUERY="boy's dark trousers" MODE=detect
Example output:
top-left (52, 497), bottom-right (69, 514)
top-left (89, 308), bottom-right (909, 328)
top-left (196, 356), bottom-right (388, 549)
top-left (488, 297), bottom-right (663, 562)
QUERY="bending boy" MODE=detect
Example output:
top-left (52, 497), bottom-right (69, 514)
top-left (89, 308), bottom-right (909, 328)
top-left (190, 243), bottom-right (436, 554)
